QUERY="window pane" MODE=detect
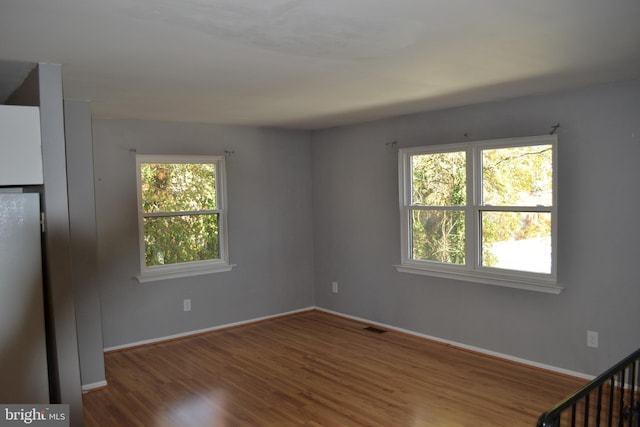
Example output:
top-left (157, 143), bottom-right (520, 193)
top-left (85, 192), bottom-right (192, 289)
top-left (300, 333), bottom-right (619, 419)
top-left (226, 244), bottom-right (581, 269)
top-left (411, 209), bottom-right (465, 264)
top-left (141, 163), bottom-right (216, 213)
top-left (411, 151), bottom-right (466, 206)
top-left (482, 145), bottom-right (552, 206)
top-left (481, 211), bottom-right (551, 273)
top-left (143, 214), bottom-right (220, 266)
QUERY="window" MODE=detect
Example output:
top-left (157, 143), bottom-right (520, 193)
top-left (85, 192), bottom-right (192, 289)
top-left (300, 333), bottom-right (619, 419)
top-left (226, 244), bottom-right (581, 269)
top-left (397, 135), bottom-right (560, 293)
top-left (135, 155), bottom-right (233, 282)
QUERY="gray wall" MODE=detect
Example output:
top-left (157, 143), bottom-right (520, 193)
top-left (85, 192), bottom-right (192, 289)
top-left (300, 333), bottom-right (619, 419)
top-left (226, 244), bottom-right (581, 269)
top-left (92, 119), bottom-right (314, 348)
top-left (311, 79), bottom-right (640, 376)
top-left (90, 79), bottom-right (639, 379)
top-left (65, 100), bottom-right (106, 387)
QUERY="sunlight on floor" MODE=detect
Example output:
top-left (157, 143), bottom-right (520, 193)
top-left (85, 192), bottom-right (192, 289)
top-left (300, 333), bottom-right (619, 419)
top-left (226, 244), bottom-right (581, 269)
top-left (160, 390), bottom-right (228, 426)
top-left (412, 407), bottom-right (466, 427)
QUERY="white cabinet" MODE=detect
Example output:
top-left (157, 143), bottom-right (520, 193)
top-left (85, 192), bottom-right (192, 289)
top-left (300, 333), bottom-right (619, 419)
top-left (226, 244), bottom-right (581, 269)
top-left (0, 105), bottom-right (43, 185)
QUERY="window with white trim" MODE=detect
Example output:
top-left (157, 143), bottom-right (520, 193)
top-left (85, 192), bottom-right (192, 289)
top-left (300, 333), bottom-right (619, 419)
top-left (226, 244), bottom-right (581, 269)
top-left (396, 135), bottom-right (560, 293)
top-left (135, 155), bottom-right (232, 282)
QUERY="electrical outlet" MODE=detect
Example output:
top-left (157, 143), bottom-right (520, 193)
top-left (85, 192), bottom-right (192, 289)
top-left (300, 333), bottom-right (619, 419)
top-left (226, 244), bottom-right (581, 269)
top-left (183, 299), bottom-right (191, 312)
top-left (587, 330), bottom-right (598, 348)
top-left (332, 281), bottom-right (338, 293)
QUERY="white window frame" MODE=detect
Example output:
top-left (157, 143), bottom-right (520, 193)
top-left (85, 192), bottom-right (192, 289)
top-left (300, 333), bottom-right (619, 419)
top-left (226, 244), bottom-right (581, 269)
top-left (135, 154), bottom-right (234, 283)
top-left (396, 135), bottom-right (561, 294)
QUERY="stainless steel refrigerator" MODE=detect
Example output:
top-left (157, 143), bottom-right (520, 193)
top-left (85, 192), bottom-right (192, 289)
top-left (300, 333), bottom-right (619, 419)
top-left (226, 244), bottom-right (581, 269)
top-left (0, 191), bottom-right (49, 403)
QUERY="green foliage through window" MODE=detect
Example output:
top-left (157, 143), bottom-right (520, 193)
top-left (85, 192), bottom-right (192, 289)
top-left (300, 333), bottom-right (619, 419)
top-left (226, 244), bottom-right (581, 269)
top-left (140, 161), bottom-right (221, 267)
top-left (410, 151), bottom-right (466, 263)
top-left (403, 138), bottom-right (555, 277)
top-left (411, 210), bottom-right (465, 264)
top-left (480, 145), bottom-right (552, 273)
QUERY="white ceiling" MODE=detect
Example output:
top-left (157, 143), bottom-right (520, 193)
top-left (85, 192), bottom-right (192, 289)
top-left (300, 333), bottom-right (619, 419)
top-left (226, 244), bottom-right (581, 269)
top-left (1, 0), bottom-right (639, 130)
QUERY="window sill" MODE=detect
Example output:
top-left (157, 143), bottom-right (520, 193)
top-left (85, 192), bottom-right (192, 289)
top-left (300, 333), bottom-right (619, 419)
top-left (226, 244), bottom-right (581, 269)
top-left (136, 262), bottom-right (235, 283)
top-left (394, 264), bottom-right (563, 294)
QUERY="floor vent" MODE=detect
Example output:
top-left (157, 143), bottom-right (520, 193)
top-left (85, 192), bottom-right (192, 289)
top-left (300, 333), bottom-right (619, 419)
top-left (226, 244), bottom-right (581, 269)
top-left (363, 326), bottom-right (387, 334)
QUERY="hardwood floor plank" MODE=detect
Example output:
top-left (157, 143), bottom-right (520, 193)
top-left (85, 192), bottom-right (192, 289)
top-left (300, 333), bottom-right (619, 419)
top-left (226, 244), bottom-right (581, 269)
top-left (84, 311), bottom-right (585, 426)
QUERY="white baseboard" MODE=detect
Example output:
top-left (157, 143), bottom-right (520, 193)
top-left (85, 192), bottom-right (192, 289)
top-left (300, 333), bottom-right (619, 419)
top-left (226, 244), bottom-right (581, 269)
top-left (103, 306), bottom-right (315, 352)
top-left (315, 307), bottom-right (594, 381)
top-left (82, 380), bottom-right (107, 392)
top-left (101, 304), bottom-right (593, 381)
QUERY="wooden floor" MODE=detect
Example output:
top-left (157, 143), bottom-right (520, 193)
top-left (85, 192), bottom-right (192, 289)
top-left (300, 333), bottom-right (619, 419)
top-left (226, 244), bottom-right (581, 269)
top-left (83, 311), bottom-right (585, 426)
